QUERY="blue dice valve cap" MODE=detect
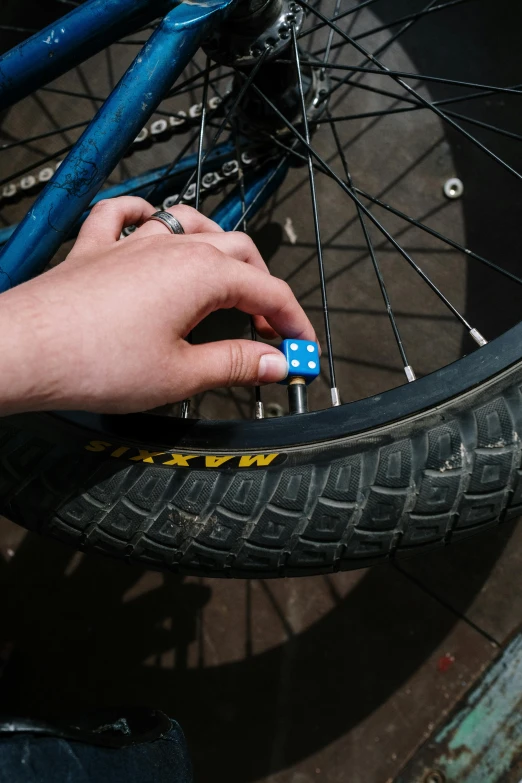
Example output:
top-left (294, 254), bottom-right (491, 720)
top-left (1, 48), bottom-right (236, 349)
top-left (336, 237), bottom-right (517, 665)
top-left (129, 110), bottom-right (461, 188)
top-left (278, 339), bottom-right (320, 385)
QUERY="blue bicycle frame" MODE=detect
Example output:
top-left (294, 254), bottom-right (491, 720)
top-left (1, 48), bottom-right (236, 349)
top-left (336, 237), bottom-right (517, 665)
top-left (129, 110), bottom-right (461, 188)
top-left (0, 0), bottom-right (287, 291)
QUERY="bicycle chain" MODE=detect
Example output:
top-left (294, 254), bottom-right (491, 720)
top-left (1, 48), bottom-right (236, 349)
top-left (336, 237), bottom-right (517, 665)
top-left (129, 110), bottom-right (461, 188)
top-left (1, 94), bottom-right (262, 211)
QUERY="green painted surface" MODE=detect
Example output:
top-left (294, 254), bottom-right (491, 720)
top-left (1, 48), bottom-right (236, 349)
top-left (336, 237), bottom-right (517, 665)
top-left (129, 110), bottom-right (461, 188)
top-left (398, 634), bottom-right (522, 782)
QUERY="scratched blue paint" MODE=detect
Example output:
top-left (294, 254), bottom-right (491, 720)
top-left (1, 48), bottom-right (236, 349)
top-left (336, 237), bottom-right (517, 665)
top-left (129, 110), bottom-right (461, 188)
top-left (210, 161), bottom-right (289, 230)
top-left (0, 0), bottom-right (175, 111)
top-left (0, 0), bottom-right (235, 291)
top-left (0, 141), bottom-right (236, 248)
top-left (397, 633), bottom-right (522, 782)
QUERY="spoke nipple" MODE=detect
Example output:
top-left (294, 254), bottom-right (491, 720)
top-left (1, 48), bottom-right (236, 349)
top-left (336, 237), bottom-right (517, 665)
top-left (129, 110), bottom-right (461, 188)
top-left (404, 365), bottom-right (416, 383)
top-left (255, 401), bottom-right (265, 419)
top-left (331, 387), bottom-right (341, 406)
top-left (470, 328), bottom-right (488, 347)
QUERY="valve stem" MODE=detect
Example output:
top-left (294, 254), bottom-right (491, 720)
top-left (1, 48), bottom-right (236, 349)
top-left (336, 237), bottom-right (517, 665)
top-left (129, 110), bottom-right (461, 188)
top-left (288, 376), bottom-right (308, 414)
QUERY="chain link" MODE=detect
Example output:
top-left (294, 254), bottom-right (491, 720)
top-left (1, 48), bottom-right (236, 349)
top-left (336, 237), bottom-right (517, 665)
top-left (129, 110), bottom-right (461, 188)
top-left (0, 95), bottom-right (261, 207)
top-left (120, 150), bottom-right (258, 237)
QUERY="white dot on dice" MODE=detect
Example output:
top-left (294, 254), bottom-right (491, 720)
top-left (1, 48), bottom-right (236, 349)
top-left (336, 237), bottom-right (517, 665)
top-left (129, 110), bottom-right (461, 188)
top-left (307, 344), bottom-right (315, 352)
top-left (308, 361), bottom-right (317, 369)
top-left (291, 359), bottom-right (300, 367)
top-left (290, 343), bottom-right (298, 351)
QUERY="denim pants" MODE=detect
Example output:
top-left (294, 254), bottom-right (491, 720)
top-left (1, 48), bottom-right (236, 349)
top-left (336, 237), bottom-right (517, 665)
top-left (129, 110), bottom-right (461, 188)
top-left (0, 719), bottom-right (192, 782)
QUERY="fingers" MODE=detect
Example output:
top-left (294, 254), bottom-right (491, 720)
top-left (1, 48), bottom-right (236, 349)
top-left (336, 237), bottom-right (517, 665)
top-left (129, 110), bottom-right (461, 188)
top-left (75, 198), bottom-right (224, 255)
top-left (180, 339), bottom-right (289, 393)
top-left (133, 223), bottom-right (282, 335)
top-left (160, 231), bottom-right (269, 273)
top-left (131, 204), bottom-right (224, 239)
top-left (184, 252), bottom-right (316, 344)
top-left (76, 196), bottom-right (155, 250)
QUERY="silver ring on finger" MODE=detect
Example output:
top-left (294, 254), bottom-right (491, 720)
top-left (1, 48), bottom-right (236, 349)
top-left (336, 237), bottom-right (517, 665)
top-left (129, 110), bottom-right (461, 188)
top-left (146, 210), bottom-right (185, 235)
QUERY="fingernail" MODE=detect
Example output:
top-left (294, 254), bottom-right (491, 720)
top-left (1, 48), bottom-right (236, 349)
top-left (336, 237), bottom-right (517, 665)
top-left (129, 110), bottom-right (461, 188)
top-left (258, 353), bottom-right (288, 383)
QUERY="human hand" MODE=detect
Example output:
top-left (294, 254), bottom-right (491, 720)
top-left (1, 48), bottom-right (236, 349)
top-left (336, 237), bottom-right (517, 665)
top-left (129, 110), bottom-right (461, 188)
top-left (0, 196), bottom-right (316, 414)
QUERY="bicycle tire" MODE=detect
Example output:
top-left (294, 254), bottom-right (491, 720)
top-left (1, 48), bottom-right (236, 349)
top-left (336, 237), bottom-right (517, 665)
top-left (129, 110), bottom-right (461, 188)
top-left (2, 324), bottom-right (522, 578)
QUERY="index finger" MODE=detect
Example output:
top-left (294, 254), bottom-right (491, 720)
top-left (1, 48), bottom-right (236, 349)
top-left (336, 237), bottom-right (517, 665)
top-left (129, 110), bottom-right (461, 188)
top-left (196, 253), bottom-right (317, 344)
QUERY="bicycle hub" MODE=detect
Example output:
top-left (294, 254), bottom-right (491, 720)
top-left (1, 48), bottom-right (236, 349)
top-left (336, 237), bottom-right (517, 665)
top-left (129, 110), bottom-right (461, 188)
top-left (203, 0), bottom-right (304, 66)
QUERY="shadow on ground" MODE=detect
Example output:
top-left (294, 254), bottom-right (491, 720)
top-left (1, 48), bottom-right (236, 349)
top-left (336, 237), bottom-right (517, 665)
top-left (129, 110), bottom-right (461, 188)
top-left (0, 519), bottom-right (514, 782)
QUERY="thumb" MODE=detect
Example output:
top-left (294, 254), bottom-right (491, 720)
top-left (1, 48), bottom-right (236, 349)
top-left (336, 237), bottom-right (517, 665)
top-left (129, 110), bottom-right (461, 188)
top-left (182, 340), bottom-right (289, 393)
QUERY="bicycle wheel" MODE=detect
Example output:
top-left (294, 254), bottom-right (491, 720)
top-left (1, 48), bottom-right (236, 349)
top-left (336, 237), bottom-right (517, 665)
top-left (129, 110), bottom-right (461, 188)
top-left (0, 0), bottom-right (521, 577)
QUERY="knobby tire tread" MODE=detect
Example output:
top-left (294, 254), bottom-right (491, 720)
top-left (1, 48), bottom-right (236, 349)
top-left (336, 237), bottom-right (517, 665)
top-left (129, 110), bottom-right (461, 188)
top-left (1, 369), bottom-right (522, 577)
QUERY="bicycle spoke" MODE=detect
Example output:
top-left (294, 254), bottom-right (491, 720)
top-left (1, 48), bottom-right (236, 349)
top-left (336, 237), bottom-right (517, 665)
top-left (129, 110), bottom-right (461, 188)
top-left (40, 85), bottom-right (108, 103)
top-left (0, 121), bottom-right (90, 152)
top-left (231, 153), bottom-right (291, 230)
top-left (320, 0), bottom-right (342, 76)
top-left (0, 143), bottom-right (73, 189)
top-left (297, 0), bottom-right (385, 41)
top-left (75, 63), bottom-right (100, 115)
top-left (304, 0), bottom-right (521, 112)
top-left (352, 0), bottom-right (475, 43)
top-left (190, 58), bottom-right (225, 104)
top-left (313, 0), bottom-right (455, 125)
top-left (319, 75), bottom-right (522, 143)
top-left (167, 65), bottom-right (221, 98)
top-left (175, 49), bottom-right (269, 206)
top-left (292, 25), bottom-right (340, 405)
top-left (312, 0), bottom-right (474, 58)
top-left (232, 123), bottom-right (264, 420)
top-left (305, 305), bottom-right (454, 320)
top-left (143, 130), bottom-right (201, 204)
top-left (297, 0), bottom-right (522, 182)
top-left (180, 59), bottom-right (211, 420)
top-left (323, 103), bottom-right (522, 143)
top-left (293, 59), bottom-right (522, 99)
top-left (321, 74), bottom-right (509, 111)
top-left (260, 133), bottom-right (448, 286)
top-left (365, 0), bottom-right (447, 60)
top-left (234, 131), bottom-right (248, 234)
top-left (39, 85), bottom-right (182, 120)
top-left (247, 79), bottom-right (488, 346)
top-left (324, 0), bottom-right (366, 69)
top-left (195, 58), bottom-right (211, 212)
top-left (353, 187), bottom-right (522, 287)
top-left (328, 109), bottom-right (415, 382)
top-left (38, 65), bottom-right (225, 130)
top-left (307, 0), bottom-right (443, 77)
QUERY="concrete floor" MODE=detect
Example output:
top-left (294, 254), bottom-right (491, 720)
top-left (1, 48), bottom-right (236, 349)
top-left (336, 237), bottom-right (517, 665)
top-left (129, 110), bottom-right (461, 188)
top-left (0, 515), bottom-right (521, 782)
top-left (1, 1), bottom-right (522, 781)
